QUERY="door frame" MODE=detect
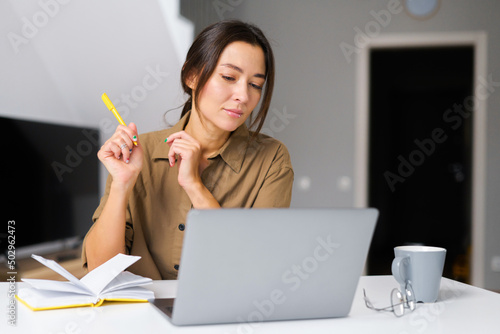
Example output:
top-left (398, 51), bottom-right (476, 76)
top-left (354, 32), bottom-right (488, 287)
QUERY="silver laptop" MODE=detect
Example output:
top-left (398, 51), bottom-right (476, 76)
top-left (152, 208), bottom-right (378, 326)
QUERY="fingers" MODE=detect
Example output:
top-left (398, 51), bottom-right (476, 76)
top-left (166, 131), bottom-right (200, 167)
top-left (99, 124), bottom-right (139, 163)
top-left (165, 131), bottom-right (195, 145)
top-left (128, 122), bottom-right (139, 146)
top-left (167, 141), bottom-right (194, 166)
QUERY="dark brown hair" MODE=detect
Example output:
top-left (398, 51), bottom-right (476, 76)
top-left (180, 20), bottom-right (275, 135)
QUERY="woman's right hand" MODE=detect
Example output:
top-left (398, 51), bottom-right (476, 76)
top-left (97, 123), bottom-right (143, 190)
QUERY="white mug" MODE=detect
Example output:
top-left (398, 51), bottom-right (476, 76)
top-left (392, 246), bottom-right (446, 303)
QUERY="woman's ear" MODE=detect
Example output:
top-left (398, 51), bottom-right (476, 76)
top-left (186, 71), bottom-right (198, 90)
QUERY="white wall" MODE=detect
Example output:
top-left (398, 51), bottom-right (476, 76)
top-left (1, 0), bottom-right (193, 134)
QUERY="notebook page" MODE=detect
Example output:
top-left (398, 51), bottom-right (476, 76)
top-left (31, 255), bottom-right (92, 294)
top-left (21, 279), bottom-right (93, 295)
top-left (80, 253), bottom-right (141, 295)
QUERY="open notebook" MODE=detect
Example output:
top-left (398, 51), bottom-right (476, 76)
top-left (16, 253), bottom-right (154, 311)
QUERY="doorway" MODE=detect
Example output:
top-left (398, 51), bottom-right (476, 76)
top-left (367, 46), bottom-right (473, 281)
top-left (354, 32), bottom-right (487, 287)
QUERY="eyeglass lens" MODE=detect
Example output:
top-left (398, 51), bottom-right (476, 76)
top-left (390, 283), bottom-right (416, 317)
top-left (364, 283), bottom-right (417, 317)
top-left (391, 289), bottom-right (405, 316)
top-left (405, 283), bottom-right (416, 311)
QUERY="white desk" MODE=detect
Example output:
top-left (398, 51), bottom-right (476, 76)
top-left (1, 276), bottom-right (499, 334)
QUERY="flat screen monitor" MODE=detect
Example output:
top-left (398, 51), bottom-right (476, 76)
top-left (1, 116), bottom-right (100, 260)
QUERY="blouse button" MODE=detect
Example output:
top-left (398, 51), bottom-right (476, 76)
top-left (178, 223), bottom-right (185, 231)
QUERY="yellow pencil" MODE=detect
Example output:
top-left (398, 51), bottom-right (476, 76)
top-left (101, 93), bottom-right (137, 146)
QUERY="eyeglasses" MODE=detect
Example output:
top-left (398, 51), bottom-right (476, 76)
top-left (363, 283), bottom-right (416, 317)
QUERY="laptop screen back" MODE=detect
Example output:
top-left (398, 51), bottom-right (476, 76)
top-left (171, 208), bottom-right (378, 326)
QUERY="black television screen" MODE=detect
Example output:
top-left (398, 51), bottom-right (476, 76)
top-left (1, 116), bottom-right (100, 259)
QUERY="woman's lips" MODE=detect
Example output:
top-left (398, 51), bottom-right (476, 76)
top-left (224, 108), bottom-right (243, 118)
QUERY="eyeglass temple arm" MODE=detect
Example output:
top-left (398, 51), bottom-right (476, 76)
top-left (363, 289), bottom-right (394, 312)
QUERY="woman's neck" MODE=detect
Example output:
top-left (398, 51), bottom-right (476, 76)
top-left (185, 110), bottom-right (231, 159)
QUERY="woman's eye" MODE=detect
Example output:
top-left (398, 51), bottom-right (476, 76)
top-left (222, 75), bottom-right (235, 82)
top-left (250, 83), bottom-right (263, 90)
top-left (221, 74), bottom-right (262, 91)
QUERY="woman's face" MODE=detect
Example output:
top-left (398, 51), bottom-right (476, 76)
top-left (193, 41), bottom-right (266, 133)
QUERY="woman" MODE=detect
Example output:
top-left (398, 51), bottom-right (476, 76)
top-left (83, 20), bottom-right (294, 279)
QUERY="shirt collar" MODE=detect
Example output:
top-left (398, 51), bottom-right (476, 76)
top-left (151, 110), bottom-right (250, 173)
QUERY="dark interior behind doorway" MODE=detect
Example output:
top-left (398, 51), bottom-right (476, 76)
top-left (367, 46), bottom-right (474, 282)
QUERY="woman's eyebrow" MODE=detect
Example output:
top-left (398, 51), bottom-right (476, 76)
top-left (220, 63), bottom-right (266, 79)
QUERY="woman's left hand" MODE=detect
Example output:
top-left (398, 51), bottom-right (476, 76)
top-left (165, 131), bottom-right (203, 190)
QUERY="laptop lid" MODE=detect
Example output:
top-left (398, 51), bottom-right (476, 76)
top-left (167, 208), bottom-right (378, 326)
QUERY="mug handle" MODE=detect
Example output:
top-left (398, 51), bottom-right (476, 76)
top-left (392, 256), bottom-right (410, 287)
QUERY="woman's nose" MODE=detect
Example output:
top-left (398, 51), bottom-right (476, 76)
top-left (233, 82), bottom-right (249, 103)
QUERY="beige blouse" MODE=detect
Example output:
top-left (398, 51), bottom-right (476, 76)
top-left (82, 112), bottom-right (294, 279)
